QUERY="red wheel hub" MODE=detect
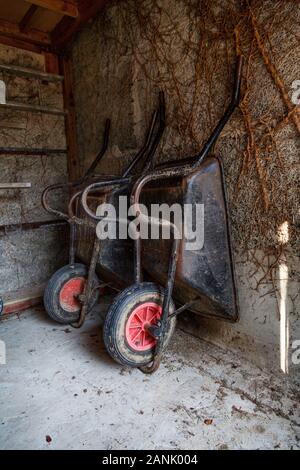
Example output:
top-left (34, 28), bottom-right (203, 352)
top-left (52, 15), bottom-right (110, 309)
top-left (125, 302), bottom-right (162, 352)
top-left (59, 277), bottom-right (86, 313)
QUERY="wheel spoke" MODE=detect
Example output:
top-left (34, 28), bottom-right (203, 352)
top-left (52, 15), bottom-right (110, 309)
top-left (141, 330), bottom-right (145, 347)
top-left (148, 312), bottom-right (158, 324)
top-left (131, 329), bottom-right (142, 343)
top-left (125, 301), bottom-right (163, 351)
top-left (142, 307), bottom-right (147, 321)
top-left (135, 312), bottom-right (144, 322)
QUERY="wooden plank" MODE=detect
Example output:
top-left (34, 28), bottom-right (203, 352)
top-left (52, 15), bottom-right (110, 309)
top-left (0, 18), bottom-right (51, 48)
top-left (0, 101), bottom-right (66, 116)
top-left (29, 9), bottom-right (64, 34)
top-left (44, 52), bottom-right (60, 75)
top-left (59, 54), bottom-right (80, 181)
top-left (3, 294), bottom-right (42, 315)
top-left (1, 285), bottom-right (46, 316)
top-left (0, 182), bottom-right (31, 189)
top-left (24, 0), bottom-right (78, 18)
top-left (0, 63), bottom-right (63, 82)
top-left (52, 0), bottom-right (106, 50)
top-left (0, 33), bottom-right (47, 54)
top-left (19, 5), bottom-right (38, 32)
top-left (0, 1), bottom-right (30, 24)
top-left (0, 147), bottom-right (66, 155)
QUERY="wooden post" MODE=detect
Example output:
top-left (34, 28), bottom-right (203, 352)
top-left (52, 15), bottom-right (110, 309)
top-left (44, 52), bottom-right (60, 75)
top-left (19, 5), bottom-right (38, 32)
top-left (52, 0), bottom-right (107, 50)
top-left (0, 18), bottom-right (51, 49)
top-left (59, 54), bottom-right (80, 181)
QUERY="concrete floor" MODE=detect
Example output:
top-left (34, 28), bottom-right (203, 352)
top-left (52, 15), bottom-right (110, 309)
top-left (0, 298), bottom-right (299, 450)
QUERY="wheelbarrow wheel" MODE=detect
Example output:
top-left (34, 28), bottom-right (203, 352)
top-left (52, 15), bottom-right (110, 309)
top-left (103, 282), bottom-right (176, 367)
top-left (43, 263), bottom-right (99, 324)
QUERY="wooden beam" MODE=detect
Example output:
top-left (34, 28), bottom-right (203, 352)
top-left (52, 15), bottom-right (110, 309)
top-left (0, 147), bottom-right (67, 155)
top-left (0, 101), bottom-right (66, 116)
top-left (2, 287), bottom-right (43, 316)
top-left (0, 33), bottom-right (47, 54)
top-left (0, 18), bottom-right (51, 50)
top-left (24, 0), bottom-right (79, 18)
top-left (0, 63), bottom-right (63, 82)
top-left (52, 0), bottom-right (106, 50)
top-left (0, 182), bottom-right (31, 189)
top-left (44, 52), bottom-right (59, 75)
top-left (19, 5), bottom-right (38, 32)
top-left (59, 54), bottom-right (80, 181)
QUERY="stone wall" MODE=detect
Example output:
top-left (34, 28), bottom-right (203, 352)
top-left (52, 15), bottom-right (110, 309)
top-left (0, 44), bottom-right (68, 298)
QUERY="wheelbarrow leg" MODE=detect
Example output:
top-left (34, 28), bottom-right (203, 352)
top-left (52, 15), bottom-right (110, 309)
top-left (70, 237), bottom-right (101, 329)
top-left (139, 354), bottom-right (162, 374)
top-left (69, 221), bottom-right (76, 267)
top-left (139, 236), bottom-right (180, 374)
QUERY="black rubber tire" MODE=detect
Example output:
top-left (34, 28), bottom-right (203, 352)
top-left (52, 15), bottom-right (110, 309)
top-left (103, 282), bottom-right (176, 367)
top-left (43, 263), bottom-right (99, 324)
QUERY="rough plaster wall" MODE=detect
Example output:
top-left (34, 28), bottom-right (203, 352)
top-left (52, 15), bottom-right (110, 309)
top-left (71, 0), bottom-right (299, 379)
top-left (0, 44), bottom-right (68, 295)
top-left (71, 18), bottom-right (135, 177)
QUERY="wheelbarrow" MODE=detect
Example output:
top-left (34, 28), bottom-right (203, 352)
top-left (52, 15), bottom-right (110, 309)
top-left (87, 55), bottom-right (243, 373)
top-left (42, 91), bottom-right (166, 327)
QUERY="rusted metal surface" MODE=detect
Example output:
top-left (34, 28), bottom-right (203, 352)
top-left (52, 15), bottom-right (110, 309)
top-left (0, 182), bottom-right (31, 188)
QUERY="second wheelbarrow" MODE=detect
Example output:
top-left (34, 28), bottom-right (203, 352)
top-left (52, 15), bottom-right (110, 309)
top-left (42, 92), bottom-right (166, 326)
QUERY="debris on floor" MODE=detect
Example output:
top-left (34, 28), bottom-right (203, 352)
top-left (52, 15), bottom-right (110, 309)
top-left (0, 303), bottom-right (299, 450)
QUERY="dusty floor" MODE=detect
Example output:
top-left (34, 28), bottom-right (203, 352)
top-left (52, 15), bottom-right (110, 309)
top-left (0, 299), bottom-right (299, 450)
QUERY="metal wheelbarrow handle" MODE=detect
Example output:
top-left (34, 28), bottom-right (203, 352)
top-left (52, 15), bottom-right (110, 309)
top-left (78, 118), bottom-right (111, 183)
top-left (122, 90), bottom-right (165, 177)
top-left (81, 90), bottom-right (166, 220)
